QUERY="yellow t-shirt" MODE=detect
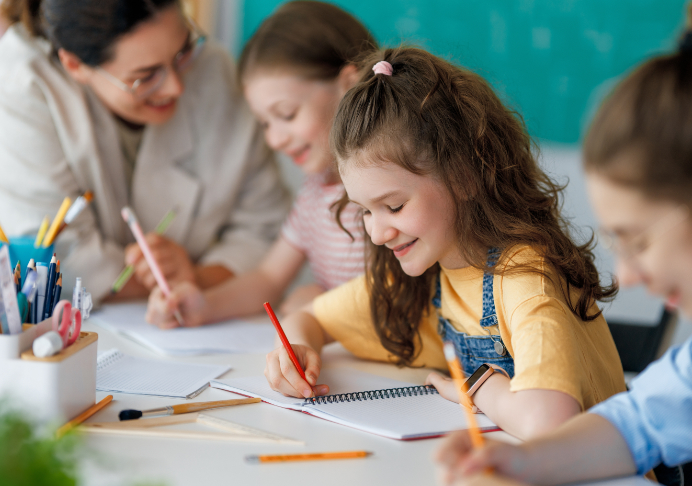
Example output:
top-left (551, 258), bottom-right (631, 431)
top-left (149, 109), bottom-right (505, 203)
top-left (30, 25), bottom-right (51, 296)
top-left (313, 246), bottom-right (626, 410)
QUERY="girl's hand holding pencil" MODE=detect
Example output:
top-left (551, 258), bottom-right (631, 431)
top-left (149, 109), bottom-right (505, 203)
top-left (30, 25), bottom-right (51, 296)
top-left (124, 234), bottom-right (195, 290)
top-left (146, 281), bottom-right (207, 329)
top-left (265, 343), bottom-right (329, 399)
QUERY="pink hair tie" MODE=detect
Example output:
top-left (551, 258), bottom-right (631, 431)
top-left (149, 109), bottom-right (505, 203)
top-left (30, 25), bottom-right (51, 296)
top-left (372, 61), bottom-right (393, 76)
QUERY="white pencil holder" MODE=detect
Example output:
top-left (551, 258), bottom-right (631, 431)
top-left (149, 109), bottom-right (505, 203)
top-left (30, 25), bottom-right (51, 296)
top-left (0, 320), bottom-right (97, 424)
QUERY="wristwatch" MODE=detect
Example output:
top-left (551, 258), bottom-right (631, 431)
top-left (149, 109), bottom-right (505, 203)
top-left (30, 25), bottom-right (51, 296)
top-left (464, 363), bottom-right (510, 413)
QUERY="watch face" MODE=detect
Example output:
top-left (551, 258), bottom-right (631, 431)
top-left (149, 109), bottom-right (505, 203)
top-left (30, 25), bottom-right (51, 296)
top-left (465, 364), bottom-right (491, 389)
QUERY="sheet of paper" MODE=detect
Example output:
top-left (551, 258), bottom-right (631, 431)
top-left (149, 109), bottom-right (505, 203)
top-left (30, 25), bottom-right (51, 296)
top-left (97, 349), bottom-right (231, 398)
top-left (90, 303), bottom-right (276, 356)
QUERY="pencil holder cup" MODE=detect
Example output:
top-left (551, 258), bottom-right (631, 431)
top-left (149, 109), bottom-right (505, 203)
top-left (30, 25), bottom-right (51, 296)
top-left (0, 320), bottom-right (97, 424)
top-left (4, 236), bottom-right (55, 269)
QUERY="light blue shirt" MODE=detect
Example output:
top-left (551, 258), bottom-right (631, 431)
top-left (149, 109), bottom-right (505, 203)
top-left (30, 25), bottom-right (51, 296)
top-left (590, 336), bottom-right (692, 475)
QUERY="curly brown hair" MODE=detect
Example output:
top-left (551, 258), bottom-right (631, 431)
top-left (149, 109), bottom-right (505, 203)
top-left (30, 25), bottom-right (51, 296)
top-left (331, 47), bottom-right (618, 366)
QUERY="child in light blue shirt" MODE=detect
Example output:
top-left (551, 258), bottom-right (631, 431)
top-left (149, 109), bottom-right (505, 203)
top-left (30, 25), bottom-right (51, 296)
top-left (435, 22), bottom-right (692, 486)
top-left (591, 337), bottom-right (692, 475)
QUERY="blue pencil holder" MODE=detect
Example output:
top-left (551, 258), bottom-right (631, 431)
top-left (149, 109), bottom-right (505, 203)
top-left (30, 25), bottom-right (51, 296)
top-left (2, 236), bottom-right (55, 269)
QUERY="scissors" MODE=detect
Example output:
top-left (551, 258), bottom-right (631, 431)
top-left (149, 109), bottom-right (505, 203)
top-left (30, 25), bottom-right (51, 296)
top-left (52, 300), bottom-right (82, 347)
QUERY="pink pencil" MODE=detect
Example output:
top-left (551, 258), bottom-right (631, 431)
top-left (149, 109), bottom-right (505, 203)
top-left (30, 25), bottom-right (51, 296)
top-left (121, 206), bottom-right (184, 326)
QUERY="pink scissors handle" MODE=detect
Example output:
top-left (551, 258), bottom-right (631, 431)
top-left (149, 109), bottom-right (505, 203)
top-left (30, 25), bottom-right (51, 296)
top-left (51, 300), bottom-right (82, 347)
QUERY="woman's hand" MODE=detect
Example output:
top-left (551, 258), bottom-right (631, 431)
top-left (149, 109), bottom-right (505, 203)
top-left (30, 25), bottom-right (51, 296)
top-left (436, 432), bottom-right (530, 485)
top-left (426, 371), bottom-right (461, 403)
top-left (125, 234), bottom-right (196, 290)
top-left (264, 344), bottom-right (329, 398)
top-left (146, 281), bottom-right (207, 329)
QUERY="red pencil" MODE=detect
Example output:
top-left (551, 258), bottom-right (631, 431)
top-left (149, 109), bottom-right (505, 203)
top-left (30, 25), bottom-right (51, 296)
top-left (263, 302), bottom-right (313, 394)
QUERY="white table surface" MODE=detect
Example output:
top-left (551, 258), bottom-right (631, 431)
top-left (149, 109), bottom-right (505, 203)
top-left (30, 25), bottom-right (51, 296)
top-left (78, 318), bottom-right (649, 486)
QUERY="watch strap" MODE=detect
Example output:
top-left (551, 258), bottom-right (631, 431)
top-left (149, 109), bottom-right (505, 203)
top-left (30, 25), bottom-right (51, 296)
top-left (468, 363), bottom-right (510, 414)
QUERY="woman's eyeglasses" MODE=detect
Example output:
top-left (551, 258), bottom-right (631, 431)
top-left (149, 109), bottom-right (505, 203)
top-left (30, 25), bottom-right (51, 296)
top-left (598, 206), bottom-right (689, 260)
top-left (96, 17), bottom-right (207, 100)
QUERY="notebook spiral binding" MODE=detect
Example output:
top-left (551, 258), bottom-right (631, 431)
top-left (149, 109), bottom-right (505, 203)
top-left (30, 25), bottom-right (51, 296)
top-left (304, 384), bottom-right (439, 405)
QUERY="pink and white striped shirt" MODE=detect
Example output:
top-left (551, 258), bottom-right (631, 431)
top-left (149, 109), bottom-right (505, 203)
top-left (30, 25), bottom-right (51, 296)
top-left (281, 174), bottom-right (365, 290)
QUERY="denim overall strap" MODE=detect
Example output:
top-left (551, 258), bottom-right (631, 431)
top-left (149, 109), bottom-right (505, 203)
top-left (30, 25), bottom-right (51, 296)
top-left (479, 248), bottom-right (501, 329)
top-left (434, 247), bottom-right (514, 377)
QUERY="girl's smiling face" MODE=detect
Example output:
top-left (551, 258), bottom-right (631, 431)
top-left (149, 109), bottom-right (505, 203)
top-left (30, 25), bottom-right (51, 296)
top-left (587, 171), bottom-right (692, 316)
top-left (243, 67), bottom-right (356, 179)
top-left (340, 159), bottom-right (466, 276)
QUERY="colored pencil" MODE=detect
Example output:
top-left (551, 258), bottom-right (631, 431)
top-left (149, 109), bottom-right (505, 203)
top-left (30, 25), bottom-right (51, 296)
top-left (52, 191), bottom-right (94, 241)
top-left (246, 451), bottom-right (372, 464)
top-left (42, 254), bottom-right (57, 320)
top-left (110, 208), bottom-right (177, 294)
top-left (0, 222), bottom-right (8, 244)
top-left (56, 395), bottom-right (113, 438)
top-left (443, 342), bottom-right (487, 454)
top-left (121, 207), bottom-right (183, 325)
top-left (34, 217), bottom-right (50, 248)
top-left (263, 302), bottom-right (313, 394)
top-left (42, 197), bottom-right (71, 247)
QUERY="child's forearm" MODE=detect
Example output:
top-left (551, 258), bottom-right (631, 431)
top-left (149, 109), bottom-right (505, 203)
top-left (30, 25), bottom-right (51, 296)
top-left (277, 305), bottom-right (334, 353)
top-left (472, 374), bottom-right (581, 440)
top-left (520, 413), bottom-right (636, 485)
top-left (201, 268), bottom-right (285, 322)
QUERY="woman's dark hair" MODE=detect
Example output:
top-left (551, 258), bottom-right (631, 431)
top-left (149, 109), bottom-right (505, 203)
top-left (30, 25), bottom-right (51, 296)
top-left (331, 47), bottom-right (618, 366)
top-left (2, 0), bottom-right (178, 66)
top-left (238, 1), bottom-right (377, 83)
top-left (584, 6), bottom-right (692, 204)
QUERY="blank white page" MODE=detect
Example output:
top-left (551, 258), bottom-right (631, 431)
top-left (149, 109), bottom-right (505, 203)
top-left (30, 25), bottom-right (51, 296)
top-left (91, 303), bottom-right (276, 356)
top-left (97, 349), bottom-right (231, 398)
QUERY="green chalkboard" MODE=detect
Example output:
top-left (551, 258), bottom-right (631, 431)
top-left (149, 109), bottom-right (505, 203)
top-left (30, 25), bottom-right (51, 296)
top-left (240, 0), bottom-right (687, 144)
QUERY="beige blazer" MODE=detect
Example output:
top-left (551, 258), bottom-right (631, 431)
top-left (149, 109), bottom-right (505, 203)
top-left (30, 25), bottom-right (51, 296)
top-left (0, 25), bottom-right (291, 302)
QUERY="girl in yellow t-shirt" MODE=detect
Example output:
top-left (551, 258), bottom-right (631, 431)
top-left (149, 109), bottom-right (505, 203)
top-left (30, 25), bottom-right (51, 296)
top-left (265, 47), bottom-right (626, 440)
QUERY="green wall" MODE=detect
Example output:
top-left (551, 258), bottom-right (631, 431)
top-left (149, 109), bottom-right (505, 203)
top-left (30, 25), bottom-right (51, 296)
top-left (240, 1), bottom-right (687, 145)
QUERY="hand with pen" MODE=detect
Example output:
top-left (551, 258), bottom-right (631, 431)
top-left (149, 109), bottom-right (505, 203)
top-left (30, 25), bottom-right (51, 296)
top-left (435, 432), bottom-right (524, 485)
top-left (124, 234), bottom-right (196, 290)
top-left (146, 281), bottom-right (207, 329)
top-left (263, 303), bottom-right (331, 399)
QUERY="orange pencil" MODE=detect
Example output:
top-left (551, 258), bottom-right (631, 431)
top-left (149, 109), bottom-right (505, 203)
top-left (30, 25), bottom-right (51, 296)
top-left (246, 451), bottom-right (372, 464)
top-left (56, 395), bottom-right (113, 438)
top-left (443, 342), bottom-right (485, 450)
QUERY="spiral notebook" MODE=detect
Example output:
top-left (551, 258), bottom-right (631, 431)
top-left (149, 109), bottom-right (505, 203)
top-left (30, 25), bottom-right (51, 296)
top-left (211, 369), bottom-right (498, 440)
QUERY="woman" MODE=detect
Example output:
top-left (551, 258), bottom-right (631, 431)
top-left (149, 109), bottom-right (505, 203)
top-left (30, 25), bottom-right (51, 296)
top-left (0, 0), bottom-right (290, 303)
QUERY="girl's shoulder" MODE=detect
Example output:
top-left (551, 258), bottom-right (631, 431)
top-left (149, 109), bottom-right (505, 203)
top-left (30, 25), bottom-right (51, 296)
top-left (497, 245), bottom-right (546, 273)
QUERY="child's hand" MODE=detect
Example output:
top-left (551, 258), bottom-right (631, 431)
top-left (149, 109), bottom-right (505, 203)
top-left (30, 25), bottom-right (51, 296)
top-left (146, 281), bottom-right (207, 329)
top-left (435, 432), bottom-right (530, 485)
top-left (125, 234), bottom-right (196, 290)
top-left (426, 371), bottom-right (461, 403)
top-left (264, 344), bottom-right (329, 398)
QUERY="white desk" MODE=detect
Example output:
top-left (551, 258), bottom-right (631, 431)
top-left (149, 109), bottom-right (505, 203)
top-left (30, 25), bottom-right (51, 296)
top-left (79, 320), bottom-right (649, 486)
top-left (79, 318), bottom-right (520, 485)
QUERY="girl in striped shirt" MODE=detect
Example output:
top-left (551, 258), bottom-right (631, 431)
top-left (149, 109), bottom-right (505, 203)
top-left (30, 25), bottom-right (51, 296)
top-left (146, 2), bottom-right (376, 327)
